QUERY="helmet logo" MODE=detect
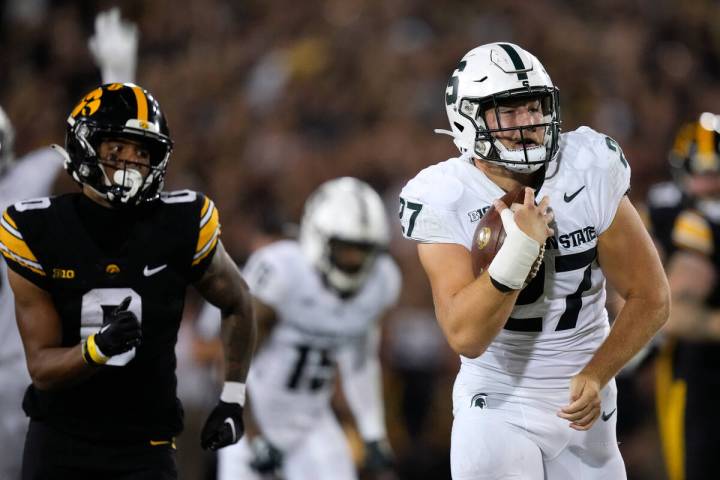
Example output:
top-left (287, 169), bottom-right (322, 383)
top-left (446, 60), bottom-right (467, 106)
top-left (105, 264), bottom-right (120, 275)
top-left (476, 227), bottom-right (491, 250)
top-left (107, 83), bottom-right (124, 91)
top-left (70, 87), bottom-right (103, 118)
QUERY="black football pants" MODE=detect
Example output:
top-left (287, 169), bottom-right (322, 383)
top-left (21, 420), bottom-right (177, 480)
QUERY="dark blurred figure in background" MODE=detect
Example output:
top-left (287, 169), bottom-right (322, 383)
top-left (645, 113), bottom-right (720, 480)
top-left (382, 306), bottom-right (455, 479)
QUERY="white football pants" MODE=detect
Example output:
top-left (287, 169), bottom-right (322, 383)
top-left (450, 378), bottom-right (626, 480)
top-left (218, 410), bottom-right (356, 480)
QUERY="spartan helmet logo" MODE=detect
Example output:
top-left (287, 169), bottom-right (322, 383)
top-left (471, 393), bottom-right (488, 409)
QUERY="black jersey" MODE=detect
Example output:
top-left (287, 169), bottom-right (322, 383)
top-left (0, 190), bottom-right (220, 442)
top-left (646, 181), bottom-right (720, 380)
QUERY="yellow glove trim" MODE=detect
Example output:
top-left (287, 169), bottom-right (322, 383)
top-left (86, 334), bottom-right (109, 365)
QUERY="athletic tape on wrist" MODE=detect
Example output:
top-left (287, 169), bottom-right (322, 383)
top-left (488, 209), bottom-right (542, 290)
top-left (220, 381), bottom-right (246, 407)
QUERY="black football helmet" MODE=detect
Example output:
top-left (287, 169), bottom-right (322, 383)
top-left (62, 82), bottom-right (173, 206)
top-left (669, 113), bottom-right (720, 178)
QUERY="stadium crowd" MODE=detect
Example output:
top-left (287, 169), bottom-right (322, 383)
top-left (2, 0), bottom-right (720, 478)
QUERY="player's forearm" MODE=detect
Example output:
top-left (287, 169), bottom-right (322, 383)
top-left (220, 294), bottom-right (256, 383)
top-left (582, 292), bottom-right (668, 387)
top-left (439, 274), bottom-right (519, 357)
top-left (341, 354), bottom-right (387, 441)
top-left (27, 344), bottom-right (96, 390)
top-left (242, 396), bottom-right (262, 440)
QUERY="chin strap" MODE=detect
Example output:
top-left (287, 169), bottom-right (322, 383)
top-left (433, 128), bottom-right (456, 138)
top-left (52, 144), bottom-right (73, 175)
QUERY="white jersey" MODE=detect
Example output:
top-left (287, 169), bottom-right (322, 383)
top-left (242, 240), bottom-right (400, 449)
top-left (399, 126), bottom-right (630, 395)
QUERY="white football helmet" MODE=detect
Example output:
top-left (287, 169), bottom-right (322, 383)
top-left (0, 105), bottom-right (15, 176)
top-left (299, 177), bottom-right (390, 296)
top-left (440, 42), bottom-right (561, 173)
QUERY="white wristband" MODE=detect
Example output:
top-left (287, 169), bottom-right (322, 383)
top-left (220, 381), bottom-right (246, 407)
top-left (488, 209), bottom-right (541, 290)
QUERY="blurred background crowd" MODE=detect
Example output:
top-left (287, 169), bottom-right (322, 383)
top-left (2, 0), bottom-right (720, 478)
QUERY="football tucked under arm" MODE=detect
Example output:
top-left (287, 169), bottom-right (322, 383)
top-left (471, 186), bottom-right (545, 290)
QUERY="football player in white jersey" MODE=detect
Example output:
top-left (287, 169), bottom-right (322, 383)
top-left (399, 42), bottom-right (669, 479)
top-left (218, 177), bottom-right (400, 480)
top-left (0, 10), bottom-right (137, 478)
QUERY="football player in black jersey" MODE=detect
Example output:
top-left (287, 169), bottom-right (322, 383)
top-left (646, 113), bottom-right (720, 480)
top-left (0, 83), bottom-right (256, 479)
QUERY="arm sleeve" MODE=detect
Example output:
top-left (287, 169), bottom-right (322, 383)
top-left (590, 134), bottom-right (632, 235)
top-left (337, 325), bottom-right (387, 441)
top-left (189, 193), bottom-right (221, 281)
top-left (242, 247), bottom-right (288, 308)
top-left (399, 168), bottom-right (466, 244)
top-left (0, 206), bottom-right (49, 289)
top-left (1, 148), bottom-right (64, 201)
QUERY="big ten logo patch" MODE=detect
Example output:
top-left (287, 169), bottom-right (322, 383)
top-left (468, 206), bottom-right (491, 223)
top-left (52, 268), bottom-right (75, 279)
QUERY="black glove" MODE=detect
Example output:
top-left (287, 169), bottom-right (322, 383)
top-left (363, 439), bottom-right (395, 473)
top-left (201, 400), bottom-right (244, 450)
top-left (94, 296), bottom-right (142, 356)
top-left (249, 436), bottom-right (284, 476)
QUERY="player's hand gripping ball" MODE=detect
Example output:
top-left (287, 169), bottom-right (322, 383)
top-left (470, 185), bottom-right (527, 277)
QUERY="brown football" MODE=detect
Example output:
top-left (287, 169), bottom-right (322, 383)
top-left (471, 186), bottom-right (527, 277)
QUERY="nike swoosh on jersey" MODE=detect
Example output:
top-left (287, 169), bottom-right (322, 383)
top-left (563, 186), bottom-right (586, 202)
top-left (601, 408), bottom-right (616, 422)
top-left (143, 264), bottom-right (168, 277)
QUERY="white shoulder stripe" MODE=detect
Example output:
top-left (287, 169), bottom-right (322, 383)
top-left (1, 217), bottom-right (22, 239)
top-left (200, 200), bottom-right (215, 228)
top-left (193, 228), bottom-right (219, 260)
top-left (0, 243), bottom-right (45, 271)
